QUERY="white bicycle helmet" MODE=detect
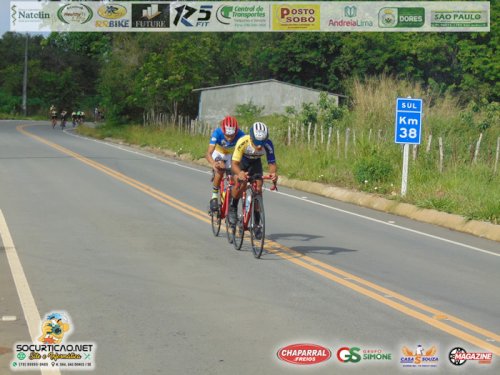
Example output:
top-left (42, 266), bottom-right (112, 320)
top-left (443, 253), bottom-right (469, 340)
top-left (250, 122), bottom-right (269, 146)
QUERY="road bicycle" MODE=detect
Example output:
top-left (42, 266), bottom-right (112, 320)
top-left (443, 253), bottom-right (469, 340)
top-left (210, 168), bottom-right (234, 244)
top-left (232, 174), bottom-right (277, 258)
top-left (51, 116), bottom-right (57, 128)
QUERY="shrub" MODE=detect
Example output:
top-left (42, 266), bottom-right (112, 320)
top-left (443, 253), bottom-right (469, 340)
top-left (353, 153), bottom-right (394, 185)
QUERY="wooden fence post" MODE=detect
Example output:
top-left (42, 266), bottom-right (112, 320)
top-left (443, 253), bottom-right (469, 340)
top-left (336, 129), bottom-right (340, 158)
top-left (313, 123), bottom-right (317, 147)
top-left (473, 133), bottom-right (483, 164)
top-left (439, 137), bottom-right (444, 173)
top-left (494, 137), bottom-right (500, 174)
top-left (307, 122), bottom-right (312, 145)
top-left (345, 128), bottom-right (350, 159)
top-left (327, 126), bottom-right (332, 151)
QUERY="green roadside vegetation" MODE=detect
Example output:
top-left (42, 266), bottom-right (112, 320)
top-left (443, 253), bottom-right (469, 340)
top-left (1, 9), bottom-right (498, 223)
top-left (77, 76), bottom-right (499, 224)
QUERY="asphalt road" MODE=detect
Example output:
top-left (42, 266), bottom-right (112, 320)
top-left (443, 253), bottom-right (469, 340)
top-left (0, 120), bottom-right (499, 374)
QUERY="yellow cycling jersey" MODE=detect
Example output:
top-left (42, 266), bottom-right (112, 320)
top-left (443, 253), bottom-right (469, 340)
top-left (232, 135), bottom-right (276, 163)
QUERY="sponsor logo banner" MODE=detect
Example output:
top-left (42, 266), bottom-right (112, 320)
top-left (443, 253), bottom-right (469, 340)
top-left (431, 10), bottom-right (488, 28)
top-left (277, 343), bottom-right (331, 365)
top-left (9, 2), bottom-right (490, 33)
top-left (11, 311), bottom-right (96, 371)
top-left (379, 7), bottom-right (425, 28)
top-left (448, 347), bottom-right (493, 366)
top-left (95, 3), bottom-right (129, 29)
top-left (215, 3), bottom-right (268, 29)
top-left (324, 4), bottom-right (376, 31)
top-left (131, 3), bottom-right (170, 29)
top-left (400, 344), bottom-right (439, 368)
top-left (272, 3), bottom-right (320, 30)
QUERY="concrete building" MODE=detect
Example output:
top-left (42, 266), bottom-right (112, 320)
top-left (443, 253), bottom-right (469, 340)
top-left (193, 79), bottom-right (344, 125)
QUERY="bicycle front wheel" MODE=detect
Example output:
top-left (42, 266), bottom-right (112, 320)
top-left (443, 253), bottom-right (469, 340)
top-left (250, 195), bottom-right (265, 258)
top-left (232, 202), bottom-right (245, 250)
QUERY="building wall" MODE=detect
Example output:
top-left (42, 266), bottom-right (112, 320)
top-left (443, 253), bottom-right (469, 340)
top-left (198, 81), bottom-right (338, 125)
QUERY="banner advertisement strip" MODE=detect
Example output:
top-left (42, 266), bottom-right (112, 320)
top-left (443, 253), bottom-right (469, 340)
top-left (9, 1), bottom-right (490, 33)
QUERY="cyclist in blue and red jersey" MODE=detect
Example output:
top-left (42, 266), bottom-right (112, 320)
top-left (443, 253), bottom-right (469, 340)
top-left (206, 116), bottom-right (245, 212)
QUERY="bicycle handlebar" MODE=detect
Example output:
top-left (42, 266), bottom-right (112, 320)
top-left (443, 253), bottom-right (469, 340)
top-left (237, 174), bottom-right (277, 191)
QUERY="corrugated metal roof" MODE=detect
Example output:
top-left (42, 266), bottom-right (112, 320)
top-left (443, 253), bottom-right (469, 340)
top-left (193, 79), bottom-right (346, 97)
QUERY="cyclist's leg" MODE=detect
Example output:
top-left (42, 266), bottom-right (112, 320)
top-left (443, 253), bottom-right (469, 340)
top-left (229, 158), bottom-right (250, 224)
top-left (210, 151), bottom-right (225, 211)
top-left (249, 159), bottom-right (264, 227)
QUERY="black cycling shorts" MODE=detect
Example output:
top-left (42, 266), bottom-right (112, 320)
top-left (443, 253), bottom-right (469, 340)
top-left (239, 156), bottom-right (263, 177)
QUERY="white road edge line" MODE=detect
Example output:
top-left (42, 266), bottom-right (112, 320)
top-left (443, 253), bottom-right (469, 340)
top-left (0, 209), bottom-right (61, 375)
top-left (65, 130), bottom-right (499, 257)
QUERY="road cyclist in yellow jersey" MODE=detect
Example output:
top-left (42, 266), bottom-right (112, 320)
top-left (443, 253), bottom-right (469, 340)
top-left (206, 116), bottom-right (245, 212)
top-left (229, 122), bottom-right (277, 240)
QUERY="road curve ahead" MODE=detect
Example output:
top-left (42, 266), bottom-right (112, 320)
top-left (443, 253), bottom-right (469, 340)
top-left (0, 120), bottom-right (499, 374)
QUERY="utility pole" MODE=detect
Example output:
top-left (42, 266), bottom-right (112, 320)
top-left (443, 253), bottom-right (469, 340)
top-left (22, 34), bottom-right (28, 116)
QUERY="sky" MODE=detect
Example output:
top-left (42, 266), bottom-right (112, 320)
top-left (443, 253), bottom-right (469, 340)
top-left (1, 0), bottom-right (12, 36)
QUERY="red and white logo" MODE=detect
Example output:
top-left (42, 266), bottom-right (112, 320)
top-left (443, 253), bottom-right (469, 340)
top-left (449, 347), bottom-right (492, 366)
top-left (277, 343), bottom-right (331, 365)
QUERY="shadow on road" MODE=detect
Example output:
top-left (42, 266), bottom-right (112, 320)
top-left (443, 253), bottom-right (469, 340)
top-left (267, 233), bottom-right (322, 242)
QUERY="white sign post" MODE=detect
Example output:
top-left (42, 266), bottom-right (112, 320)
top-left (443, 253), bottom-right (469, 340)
top-left (395, 97), bottom-right (422, 196)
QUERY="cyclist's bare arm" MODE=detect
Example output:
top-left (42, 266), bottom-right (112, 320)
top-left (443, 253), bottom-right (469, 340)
top-left (268, 162), bottom-right (278, 183)
top-left (206, 144), bottom-right (217, 167)
top-left (206, 144), bottom-right (225, 170)
top-left (231, 160), bottom-right (247, 181)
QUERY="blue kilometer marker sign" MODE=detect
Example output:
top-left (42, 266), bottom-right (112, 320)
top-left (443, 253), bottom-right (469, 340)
top-left (395, 98), bottom-right (422, 144)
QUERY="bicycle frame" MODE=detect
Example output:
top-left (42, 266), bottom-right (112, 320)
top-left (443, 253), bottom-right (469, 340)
top-left (218, 169), bottom-right (233, 220)
top-left (240, 175), bottom-right (276, 230)
top-left (232, 174), bottom-right (277, 255)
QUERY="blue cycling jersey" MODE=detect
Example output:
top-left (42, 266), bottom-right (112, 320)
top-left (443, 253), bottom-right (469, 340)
top-left (209, 128), bottom-right (245, 154)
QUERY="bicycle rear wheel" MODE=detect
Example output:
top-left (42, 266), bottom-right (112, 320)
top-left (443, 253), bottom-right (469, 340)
top-left (210, 207), bottom-right (221, 236)
top-left (232, 202), bottom-right (245, 250)
top-left (250, 195), bottom-right (265, 258)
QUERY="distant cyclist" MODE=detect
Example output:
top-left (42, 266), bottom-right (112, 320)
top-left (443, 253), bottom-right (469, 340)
top-left (71, 111), bottom-right (78, 127)
top-left (229, 122), bottom-right (277, 239)
top-left (60, 110), bottom-right (68, 129)
top-left (50, 105), bottom-right (58, 128)
top-left (206, 116), bottom-right (245, 212)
